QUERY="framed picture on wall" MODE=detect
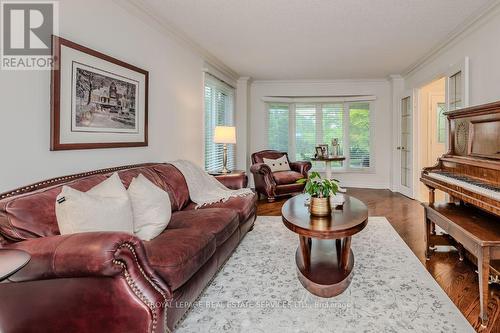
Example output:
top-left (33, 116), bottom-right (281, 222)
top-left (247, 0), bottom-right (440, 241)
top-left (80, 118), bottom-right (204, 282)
top-left (50, 35), bottom-right (148, 150)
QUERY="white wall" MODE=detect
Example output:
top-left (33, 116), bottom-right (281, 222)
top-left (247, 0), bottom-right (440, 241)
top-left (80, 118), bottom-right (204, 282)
top-left (0, 0), bottom-right (213, 192)
top-left (249, 80), bottom-right (393, 189)
top-left (395, 6), bottom-right (500, 199)
top-left (404, 6), bottom-right (500, 105)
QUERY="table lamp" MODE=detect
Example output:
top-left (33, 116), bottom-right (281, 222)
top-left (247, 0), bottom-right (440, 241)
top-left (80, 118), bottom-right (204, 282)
top-left (214, 126), bottom-right (236, 174)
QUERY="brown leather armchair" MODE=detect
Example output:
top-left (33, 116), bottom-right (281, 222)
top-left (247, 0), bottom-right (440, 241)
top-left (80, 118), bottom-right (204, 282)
top-left (251, 150), bottom-right (312, 202)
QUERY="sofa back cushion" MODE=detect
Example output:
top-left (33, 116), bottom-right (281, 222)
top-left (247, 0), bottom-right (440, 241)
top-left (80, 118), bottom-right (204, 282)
top-left (0, 163), bottom-right (190, 242)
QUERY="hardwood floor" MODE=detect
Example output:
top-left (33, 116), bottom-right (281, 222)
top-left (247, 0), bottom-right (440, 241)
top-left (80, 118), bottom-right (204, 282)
top-left (256, 188), bottom-right (500, 332)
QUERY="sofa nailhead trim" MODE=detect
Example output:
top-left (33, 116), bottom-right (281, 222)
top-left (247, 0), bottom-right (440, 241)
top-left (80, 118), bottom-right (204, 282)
top-left (0, 163), bottom-right (160, 199)
top-left (114, 242), bottom-right (172, 333)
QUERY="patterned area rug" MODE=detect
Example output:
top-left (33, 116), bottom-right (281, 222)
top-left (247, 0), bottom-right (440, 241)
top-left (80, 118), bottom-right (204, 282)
top-left (176, 216), bottom-right (474, 332)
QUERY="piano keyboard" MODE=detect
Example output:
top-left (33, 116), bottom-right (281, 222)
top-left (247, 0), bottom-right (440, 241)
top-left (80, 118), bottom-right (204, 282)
top-left (427, 171), bottom-right (500, 201)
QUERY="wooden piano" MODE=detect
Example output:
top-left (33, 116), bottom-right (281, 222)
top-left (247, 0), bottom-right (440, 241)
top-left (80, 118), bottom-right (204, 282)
top-left (420, 100), bottom-right (500, 328)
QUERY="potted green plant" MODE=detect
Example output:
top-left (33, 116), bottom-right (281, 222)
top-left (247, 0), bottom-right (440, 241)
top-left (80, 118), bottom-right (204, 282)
top-left (297, 172), bottom-right (339, 216)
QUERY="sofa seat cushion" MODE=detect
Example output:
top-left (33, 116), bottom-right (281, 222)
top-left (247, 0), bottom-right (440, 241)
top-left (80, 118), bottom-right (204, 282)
top-left (184, 193), bottom-right (256, 224)
top-left (272, 171), bottom-right (304, 185)
top-left (169, 209), bottom-right (239, 246)
top-left (144, 228), bottom-right (216, 291)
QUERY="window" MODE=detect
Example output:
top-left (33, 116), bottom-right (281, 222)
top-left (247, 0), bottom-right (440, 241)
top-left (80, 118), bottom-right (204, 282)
top-left (448, 71), bottom-right (462, 111)
top-left (267, 104), bottom-right (289, 152)
top-left (295, 104), bottom-right (316, 162)
top-left (204, 73), bottom-right (235, 171)
top-left (437, 103), bottom-right (446, 143)
top-left (349, 103), bottom-right (370, 168)
top-left (267, 101), bottom-right (372, 171)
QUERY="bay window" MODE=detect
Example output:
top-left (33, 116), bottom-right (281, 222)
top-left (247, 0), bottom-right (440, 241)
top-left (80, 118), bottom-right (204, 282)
top-left (267, 100), bottom-right (373, 171)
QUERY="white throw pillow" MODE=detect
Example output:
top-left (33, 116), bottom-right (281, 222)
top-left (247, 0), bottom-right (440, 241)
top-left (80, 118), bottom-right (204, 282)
top-left (128, 174), bottom-right (171, 241)
top-left (263, 155), bottom-right (291, 172)
top-left (55, 172), bottom-right (134, 235)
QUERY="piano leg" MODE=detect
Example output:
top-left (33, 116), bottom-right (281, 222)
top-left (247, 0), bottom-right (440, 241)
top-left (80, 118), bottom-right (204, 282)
top-left (424, 215), bottom-right (432, 260)
top-left (457, 243), bottom-right (464, 261)
top-left (427, 188), bottom-right (438, 236)
top-left (428, 188), bottom-right (435, 205)
top-left (478, 247), bottom-right (490, 328)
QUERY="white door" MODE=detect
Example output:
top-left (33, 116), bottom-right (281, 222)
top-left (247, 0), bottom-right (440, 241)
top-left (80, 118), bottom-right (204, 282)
top-left (398, 94), bottom-right (413, 197)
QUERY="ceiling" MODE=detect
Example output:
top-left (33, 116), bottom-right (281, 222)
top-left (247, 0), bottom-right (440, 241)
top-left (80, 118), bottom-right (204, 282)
top-left (140, 0), bottom-right (497, 80)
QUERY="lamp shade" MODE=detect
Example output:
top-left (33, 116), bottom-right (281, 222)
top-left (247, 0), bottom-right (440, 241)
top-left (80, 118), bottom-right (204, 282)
top-left (214, 126), bottom-right (236, 144)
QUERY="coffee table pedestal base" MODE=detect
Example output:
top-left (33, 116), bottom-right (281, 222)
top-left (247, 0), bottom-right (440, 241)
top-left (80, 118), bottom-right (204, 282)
top-left (295, 238), bottom-right (354, 298)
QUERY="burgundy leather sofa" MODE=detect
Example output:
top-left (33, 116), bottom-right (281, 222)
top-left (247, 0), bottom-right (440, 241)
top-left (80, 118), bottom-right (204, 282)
top-left (250, 150), bottom-right (312, 202)
top-left (0, 163), bottom-right (256, 333)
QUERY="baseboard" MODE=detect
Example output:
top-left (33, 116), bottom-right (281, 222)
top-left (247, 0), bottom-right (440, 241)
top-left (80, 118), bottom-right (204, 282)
top-left (339, 181), bottom-right (391, 189)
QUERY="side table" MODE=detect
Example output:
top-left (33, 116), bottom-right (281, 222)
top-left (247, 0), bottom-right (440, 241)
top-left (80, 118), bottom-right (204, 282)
top-left (209, 170), bottom-right (248, 190)
top-left (0, 249), bottom-right (31, 282)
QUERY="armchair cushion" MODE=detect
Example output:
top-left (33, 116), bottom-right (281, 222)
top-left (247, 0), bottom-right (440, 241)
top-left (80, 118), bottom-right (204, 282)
top-left (272, 171), bottom-right (304, 185)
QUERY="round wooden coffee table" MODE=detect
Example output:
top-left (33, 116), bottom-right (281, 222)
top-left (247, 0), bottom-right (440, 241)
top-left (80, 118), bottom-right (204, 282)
top-left (282, 194), bottom-right (368, 297)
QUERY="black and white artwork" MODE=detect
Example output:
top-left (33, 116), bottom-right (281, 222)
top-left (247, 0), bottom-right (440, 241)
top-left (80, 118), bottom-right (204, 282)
top-left (51, 36), bottom-right (148, 150)
top-left (72, 64), bottom-right (138, 133)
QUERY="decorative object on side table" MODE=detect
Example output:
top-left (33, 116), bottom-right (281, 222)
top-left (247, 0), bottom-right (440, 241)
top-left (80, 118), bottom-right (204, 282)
top-left (298, 172), bottom-right (340, 216)
top-left (0, 249), bottom-right (30, 282)
top-left (208, 170), bottom-right (248, 190)
top-left (331, 138), bottom-right (340, 156)
top-left (51, 36), bottom-right (149, 150)
top-left (318, 144), bottom-right (329, 158)
top-left (213, 126), bottom-right (236, 174)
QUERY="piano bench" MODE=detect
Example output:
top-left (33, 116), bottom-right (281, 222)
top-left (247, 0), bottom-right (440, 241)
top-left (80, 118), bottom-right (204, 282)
top-left (423, 202), bottom-right (500, 328)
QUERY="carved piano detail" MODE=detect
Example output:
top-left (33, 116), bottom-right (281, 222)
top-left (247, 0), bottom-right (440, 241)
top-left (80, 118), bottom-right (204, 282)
top-left (420, 100), bottom-right (500, 328)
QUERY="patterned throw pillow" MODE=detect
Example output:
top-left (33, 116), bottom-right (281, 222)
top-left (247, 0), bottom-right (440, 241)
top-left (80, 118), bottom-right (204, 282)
top-left (263, 155), bottom-right (291, 172)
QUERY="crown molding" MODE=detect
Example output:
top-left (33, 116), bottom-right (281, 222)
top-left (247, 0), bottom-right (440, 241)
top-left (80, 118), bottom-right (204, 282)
top-left (388, 74), bottom-right (403, 81)
top-left (251, 78), bottom-right (389, 86)
top-left (113, 0), bottom-right (239, 80)
top-left (402, 0), bottom-right (500, 77)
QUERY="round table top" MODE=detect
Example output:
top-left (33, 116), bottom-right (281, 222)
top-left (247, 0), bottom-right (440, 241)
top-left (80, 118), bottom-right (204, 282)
top-left (0, 249), bottom-right (31, 281)
top-left (282, 194), bottom-right (368, 239)
top-left (310, 156), bottom-right (346, 162)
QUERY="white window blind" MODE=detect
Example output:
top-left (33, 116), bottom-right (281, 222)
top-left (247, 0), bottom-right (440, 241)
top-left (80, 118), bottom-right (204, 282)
top-left (267, 101), bottom-right (372, 171)
top-left (295, 104), bottom-right (316, 162)
top-left (322, 104), bottom-right (344, 167)
top-left (204, 73), bottom-right (235, 171)
top-left (348, 103), bottom-right (371, 168)
top-left (267, 104), bottom-right (289, 152)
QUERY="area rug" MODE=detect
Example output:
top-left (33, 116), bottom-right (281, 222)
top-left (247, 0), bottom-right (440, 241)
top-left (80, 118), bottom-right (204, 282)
top-left (176, 216), bottom-right (474, 332)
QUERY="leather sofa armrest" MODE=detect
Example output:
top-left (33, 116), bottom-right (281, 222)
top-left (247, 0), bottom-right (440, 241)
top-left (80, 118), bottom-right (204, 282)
top-left (289, 161), bottom-right (312, 177)
top-left (6, 231), bottom-right (172, 298)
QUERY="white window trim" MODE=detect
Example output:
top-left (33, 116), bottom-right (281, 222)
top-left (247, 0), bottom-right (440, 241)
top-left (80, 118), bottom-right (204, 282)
top-left (266, 101), bottom-right (375, 174)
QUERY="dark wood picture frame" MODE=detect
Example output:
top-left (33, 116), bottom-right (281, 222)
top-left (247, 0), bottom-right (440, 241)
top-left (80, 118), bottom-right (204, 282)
top-left (51, 35), bottom-right (148, 150)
